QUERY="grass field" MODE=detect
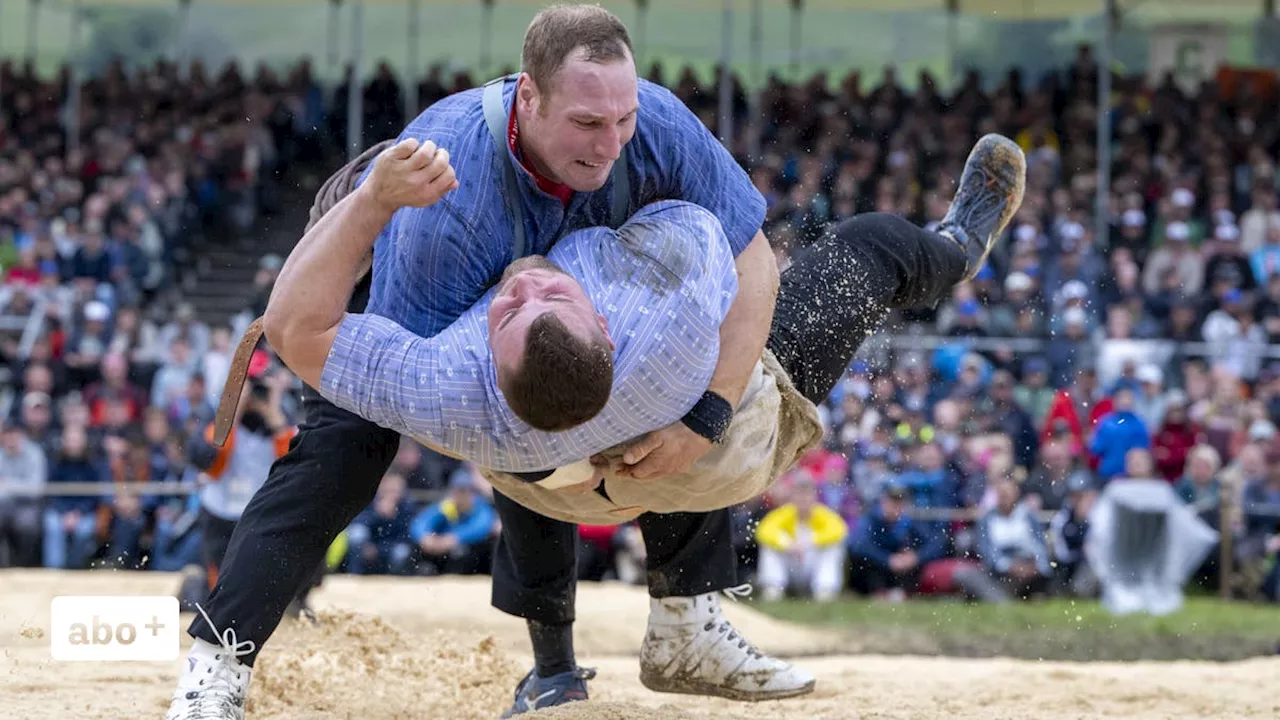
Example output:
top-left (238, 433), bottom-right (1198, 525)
top-left (753, 594), bottom-right (1280, 662)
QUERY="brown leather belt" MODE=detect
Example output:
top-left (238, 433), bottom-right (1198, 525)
top-left (213, 316), bottom-right (266, 447)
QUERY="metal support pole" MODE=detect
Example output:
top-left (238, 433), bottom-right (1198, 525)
top-left (175, 0), bottom-right (192, 79)
top-left (635, 0), bottom-right (649, 68)
top-left (789, 0), bottom-right (802, 80)
top-left (26, 0), bottom-right (41, 67)
top-left (346, 0), bottom-right (365, 160)
top-left (328, 0), bottom-right (342, 81)
top-left (480, 0), bottom-right (494, 76)
top-left (406, 0), bottom-right (420, 118)
top-left (748, 0), bottom-right (762, 159)
top-left (66, 0), bottom-right (83, 156)
top-left (946, 0), bottom-right (959, 89)
top-left (1095, 0), bottom-right (1115, 249)
top-left (718, 0), bottom-right (733, 149)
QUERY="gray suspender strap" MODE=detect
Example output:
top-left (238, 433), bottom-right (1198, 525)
top-left (482, 74), bottom-right (632, 261)
top-left (482, 75), bottom-right (528, 260)
top-left (610, 143), bottom-right (630, 229)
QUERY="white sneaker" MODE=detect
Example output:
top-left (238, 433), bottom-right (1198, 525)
top-left (164, 605), bottom-right (255, 720)
top-left (638, 588), bottom-right (816, 701)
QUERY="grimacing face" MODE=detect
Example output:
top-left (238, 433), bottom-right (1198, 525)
top-left (486, 256), bottom-right (611, 380)
top-left (515, 47), bottom-right (639, 192)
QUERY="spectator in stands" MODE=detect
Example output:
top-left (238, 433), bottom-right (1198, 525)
top-left (1022, 436), bottom-right (1092, 512)
top-left (151, 336), bottom-right (197, 410)
top-left (345, 471), bottom-right (416, 576)
top-left (1047, 472), bottom-right (1097, 597)
top-left (42, 424), bottom-right (103, 569)
top-left (755, 472), bottom-right (848, 602)
top-left (975, 474), bottom-right (1051, 601)
top-left (1090, 384), bottom-right (1150, 482)
top-left (409, 467), bottom-right (496, 576)
top-left (1151, 391), bottom-right (1198, 482)
top-left (0, 420), bottom-right (47, 566)
top-left (848, 483), bottom-right (946, 600)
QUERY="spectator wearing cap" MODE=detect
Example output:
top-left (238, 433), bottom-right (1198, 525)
top-left (990, 271), bottom-right (1042, 338)
top-left (409, 464), bottom-right (497, 576)
top-left (344, 470), bottom-right (417, 576)
top-left (42, 424), bottom-right (105, 569)
top-left (1014, 357), bottom-right (1055, 429)
top-left (1240, 453), bottom-right (1280, 600)
top-left (0, 420), bottom-right (47, 566)
top-left (1045, 306), bottom-right (1094, 387)
top-left (1143, 221), bottom-right (1204, 296)
top-left (975, 474), bottom-right (1052, 601)
top-left (1043, 223), bottom-right (1104, 305)
top-left (63, 300), bottom-right (113, 382)
top-left (1089, 382), bottom-right (1151, 481)
top-left (1110, 207), bottom-right (1150, 264)
top-left (1132, 364), bottom-right (1171, 430)
top-left (1203, 223), bottom-right (1256, 292)
top-left (1202, 288), bottom-right (1268, 381)
top-left (987, 370), bottom-right (1039, 471)
top-left (847, 483), bottom-right (946, 600)
top-left (1047, 472), bottom-right (1098, 597)
top-left (755, 472), bottom-right (848, 602)
top-left (18, 391), bottom-right (58, 459)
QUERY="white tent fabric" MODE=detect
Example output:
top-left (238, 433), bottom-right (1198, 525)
top-left (1085, 478), bottom-right (1219, 616)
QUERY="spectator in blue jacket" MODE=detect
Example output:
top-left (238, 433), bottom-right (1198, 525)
top-left (42, 425), bottom-right (104, 569)
top-left (346, 470), bottom-right (417, 576)
top-left (848, 483), bottom-right (947, 598)
top-left (1089, 384), bottom-right (1150, 481)
top-left (409, 466), bottom-right (497, 576)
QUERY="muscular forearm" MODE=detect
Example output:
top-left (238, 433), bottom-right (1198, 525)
top-left (709, 230), bottom-right (779, 408)
top-left (264, 185), bottom-right (395, 388)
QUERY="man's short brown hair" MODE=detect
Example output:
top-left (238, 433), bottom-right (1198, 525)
top-left (500, 312), bottom-right (613, 431)
top-left (521, 4), bottom-right (632, 95)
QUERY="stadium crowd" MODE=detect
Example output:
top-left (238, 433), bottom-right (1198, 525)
top-left (2, 46), bottom-right (1279, 607)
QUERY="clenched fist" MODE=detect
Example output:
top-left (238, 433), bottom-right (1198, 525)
top-left (361, 138), bottom-right (459, 215)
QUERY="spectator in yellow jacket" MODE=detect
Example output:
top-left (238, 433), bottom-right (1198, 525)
top-left (755, 472), bottom-right (848, 601)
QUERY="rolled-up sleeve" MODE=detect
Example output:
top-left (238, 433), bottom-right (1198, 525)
top-left (319, 313), bottom-right (441, 441)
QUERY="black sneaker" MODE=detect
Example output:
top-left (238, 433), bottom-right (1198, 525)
top-left (937, 133), bottom-right (1027, 281)
top-left (500, 666), bottom-right (596, 717)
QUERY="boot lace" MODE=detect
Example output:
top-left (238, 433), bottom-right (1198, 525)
top-left (174, 603), bottom-right (257, 720)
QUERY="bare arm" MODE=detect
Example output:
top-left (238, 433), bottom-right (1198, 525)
top-left (263, 139), bottom-right (456, 388)
top-left (708, 229), bottom-right (779, 408)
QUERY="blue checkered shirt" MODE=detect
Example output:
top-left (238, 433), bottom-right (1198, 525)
top-left (319, 201), bottom-right (738, 473)
top-left (358, 76), bottom-right (763, 339)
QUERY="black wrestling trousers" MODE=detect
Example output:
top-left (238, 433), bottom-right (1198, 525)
top-left (187, 280), bottom-right (403, 668)
top-left (768, 212), bottom-right (967, 404)
top-left (490, 213), bottom-right (966, 625)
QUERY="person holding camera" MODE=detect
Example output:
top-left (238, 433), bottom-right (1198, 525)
top-left (189, 350), bottom-right (297, 592)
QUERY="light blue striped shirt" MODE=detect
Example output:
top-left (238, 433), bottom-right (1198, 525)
top-left (318, 200), bottom-right (737, 474)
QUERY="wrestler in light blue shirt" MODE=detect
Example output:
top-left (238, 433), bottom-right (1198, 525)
top-left (317, 200), bottom-right (737, 474)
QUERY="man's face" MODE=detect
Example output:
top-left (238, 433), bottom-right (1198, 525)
top-left (487, 256), bottom-right (609, 378)
top-left (517, 49), bottom-right (639, 192)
